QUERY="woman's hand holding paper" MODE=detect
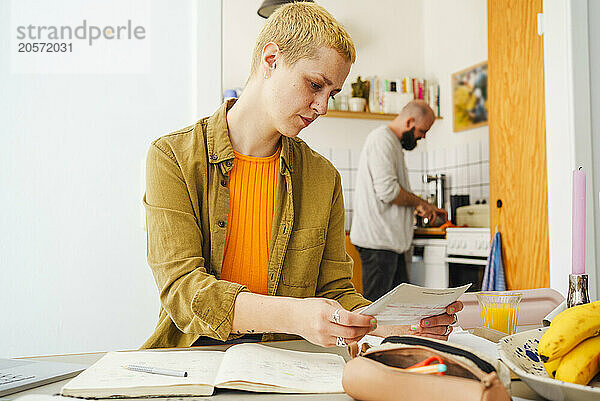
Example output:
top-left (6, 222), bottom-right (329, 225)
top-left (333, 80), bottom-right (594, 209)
top-left (293, 298), bottom-right (377, 348)
top-left (369, 301), bottom-right (463, 341)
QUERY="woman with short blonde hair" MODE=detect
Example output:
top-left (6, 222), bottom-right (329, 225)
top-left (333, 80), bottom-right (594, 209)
top-left (142, 2), bottom-right (460, 349)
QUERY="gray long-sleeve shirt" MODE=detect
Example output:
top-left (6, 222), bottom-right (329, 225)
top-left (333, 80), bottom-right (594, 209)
top-left (350, 125), bottom-right (414, 254)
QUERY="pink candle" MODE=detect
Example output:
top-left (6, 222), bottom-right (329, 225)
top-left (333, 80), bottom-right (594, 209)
top-left (572, 168), bottom-right (586, 275)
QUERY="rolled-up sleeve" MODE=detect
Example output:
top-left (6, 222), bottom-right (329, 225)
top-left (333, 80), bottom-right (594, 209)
top-left (316, 171), bottom-right (371, 311)
top-left (145, 143), bottom-right (247, 341)
top-left (367, 134), bottom-right (402, 203)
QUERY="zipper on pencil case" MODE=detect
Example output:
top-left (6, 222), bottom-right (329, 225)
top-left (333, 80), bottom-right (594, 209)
top-left (380, 336), bottom-right (496, 374)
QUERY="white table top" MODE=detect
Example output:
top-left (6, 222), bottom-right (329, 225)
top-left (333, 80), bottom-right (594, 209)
top-left (4, 340), bottom-right (544, 400)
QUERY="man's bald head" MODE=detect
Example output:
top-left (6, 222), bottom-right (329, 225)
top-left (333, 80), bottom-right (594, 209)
top-left (388, 100), bottom-right (436, 148)
top-left (399, 99), bottom-right (435, 124)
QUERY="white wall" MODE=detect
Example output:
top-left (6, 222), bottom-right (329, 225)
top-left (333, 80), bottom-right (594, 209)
top-left (223, 0), bottom-right (487, 160)
top-left (0, 0), bottom-right (222, 357)
top-left (223, 0), bottom-right (425, 151)
top-left (420, 0), bottom-right (489, 153)
top-left (587, 0), bottom-right (600, 298)
top-left (542, 0), bottom-right (597, 298)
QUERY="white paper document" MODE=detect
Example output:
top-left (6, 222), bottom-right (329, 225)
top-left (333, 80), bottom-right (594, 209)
top-left (359, 283), bottom-right (471, 325)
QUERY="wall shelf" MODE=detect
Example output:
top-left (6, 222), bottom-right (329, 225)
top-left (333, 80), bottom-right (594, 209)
top-left (324, 110), bottom-right (396, 120)
top-left (323, 110), bottom-right (443, 121)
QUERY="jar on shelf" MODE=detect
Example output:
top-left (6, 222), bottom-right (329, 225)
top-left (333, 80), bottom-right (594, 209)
top-left (337, 95), bottom-right (349, 111)
top-left (328, 96), bottom-right (336, 111)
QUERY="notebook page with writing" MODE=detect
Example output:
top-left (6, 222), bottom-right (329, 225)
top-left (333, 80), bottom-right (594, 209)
top-left (61, 350), bottom-right (225, 398)
top-left (214, 343), bottom-right (345, 393)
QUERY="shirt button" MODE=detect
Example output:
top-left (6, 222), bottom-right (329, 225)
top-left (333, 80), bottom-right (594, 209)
top-left (220, 179), bottom-right (228, 187)
top-left (210, 154), bottom-right (218, 160)
top-left (225, 160), bottom-right (232, 167)
top-left (217, 220), bottom-right (225, 228)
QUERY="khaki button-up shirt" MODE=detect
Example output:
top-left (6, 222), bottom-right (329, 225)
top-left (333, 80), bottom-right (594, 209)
top-left (141, 100), bottom-right (370, 349)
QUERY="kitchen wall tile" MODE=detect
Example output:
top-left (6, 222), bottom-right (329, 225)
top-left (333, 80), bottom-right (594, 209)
top-left (469, 185), bottom-right (481, 203)
top-left (469, 164), bottom-right (482, 185)
top-left (481, 162), bottom-right (489, 185)
top-left (481, 185), bottom-right (490, 203)
top-left (432, 149), bottom-right (444, 170)
top-left (457, 145), bottom-right (468, 166)
top-left (408, 172), bottom-right (422, 192)
top-left (445, 167), bottom-right (457, 188)
top-left (481, 139), bottom-right (489, 161)
top-left (335, 137), bottom-right (489, 229)
top-left (344, 211), bottom-right (353, 232)
top-left (420, 151), bottom-right (427, 171)
top-left (468, 142), bottom-right (481, 163)
top-left (426, 151), bottom-right (436, 173)
top-left (456, 166), bottom-right (469, 187)
top-left (343, 189), bottom-right (353, 209)
top-left (446, 147), bottom-right (457, 168)
top-left (404, 150), bottom-right (421, 171)
top-left (340, 169), bottom-right (351, 191)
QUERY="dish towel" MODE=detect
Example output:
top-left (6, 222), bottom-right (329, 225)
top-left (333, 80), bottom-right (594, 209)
top-left (481, 231), bottom-right (506, 291)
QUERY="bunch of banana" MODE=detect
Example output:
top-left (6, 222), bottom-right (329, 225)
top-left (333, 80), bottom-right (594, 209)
top-left (538, 300), bottom-right (600, 385)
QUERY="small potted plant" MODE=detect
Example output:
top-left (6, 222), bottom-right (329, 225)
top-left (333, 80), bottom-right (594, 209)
top-left (350, 76), bottom-right (369, 112)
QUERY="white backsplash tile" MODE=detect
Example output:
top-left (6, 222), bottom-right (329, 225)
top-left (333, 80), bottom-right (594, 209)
top-left (434, 149), bottom-right (445, 170)
top-left (446, 167), bottom-right (458, 186)
top-left (408, 172), bottom-right (422, 192)
top-left (426, 151), bottom-right (436, 173)
top-left (456, 166), bottom-right (469, 187)
top-left (446, 147), bottom-right (457, 168)
top-left (468, 142), bottom-right (481, 163)
top-left (482, 185), bottom-right (490, 203)
top-left (457, 144), bottom-right (469, 165)
top-left (482, 138), bottom-right (489, 161)
top-left (343, 189), bottom-right (353, 209)
top-left (469, 185), bottom-right (482, 203)
top-left (319, 139), bottom-right (490, 230)
top-left (469, 164), bottom-right (482, 185)
top-left (482, 163), bottom-right (489, 184)
top-left (340, 169), bottom-right (351, 191)
top-left (404, 149), bottom-right (421, 171)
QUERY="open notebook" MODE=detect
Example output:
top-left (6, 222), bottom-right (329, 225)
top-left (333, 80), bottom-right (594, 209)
top-left (60, 343), bottom-right (345, 397)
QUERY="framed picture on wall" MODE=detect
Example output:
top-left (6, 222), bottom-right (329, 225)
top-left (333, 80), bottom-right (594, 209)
top-left (452, 61), bottom-right (488, 132)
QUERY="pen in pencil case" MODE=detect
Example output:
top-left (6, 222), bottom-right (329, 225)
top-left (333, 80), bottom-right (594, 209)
top-left (405, 364), bottom-right (447, 375)
top-left (123, 365), bottom-right (188, 377)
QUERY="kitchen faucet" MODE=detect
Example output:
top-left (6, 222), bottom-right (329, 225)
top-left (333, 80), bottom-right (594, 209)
top-left (422, 173), bottom-right (447, 210)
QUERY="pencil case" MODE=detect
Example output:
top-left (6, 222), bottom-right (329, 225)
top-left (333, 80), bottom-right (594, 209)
top-left (343, 335), bottom-right (512, 401)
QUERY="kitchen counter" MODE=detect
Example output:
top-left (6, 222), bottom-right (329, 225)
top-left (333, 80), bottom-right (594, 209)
top-left (414, 226), bottom-right (446, 238)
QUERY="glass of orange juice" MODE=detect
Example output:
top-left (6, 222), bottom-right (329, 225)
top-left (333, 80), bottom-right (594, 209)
top-left (476, 291), bottom-right (523, 335)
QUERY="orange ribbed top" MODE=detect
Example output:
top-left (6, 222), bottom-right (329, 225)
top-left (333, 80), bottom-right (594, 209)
top-left (220, 146), bottom-right (281, 295)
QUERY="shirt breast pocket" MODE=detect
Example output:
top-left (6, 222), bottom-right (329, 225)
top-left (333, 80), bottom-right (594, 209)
top-left (280, 227), bottom-right (326, 291)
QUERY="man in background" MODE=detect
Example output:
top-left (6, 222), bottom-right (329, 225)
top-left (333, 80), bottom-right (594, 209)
top-left (350, 100), bottom-right (448, 301)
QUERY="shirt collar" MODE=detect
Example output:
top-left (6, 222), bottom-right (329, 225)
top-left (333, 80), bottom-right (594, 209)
top-left (205, 99), bottom-right (294, 173)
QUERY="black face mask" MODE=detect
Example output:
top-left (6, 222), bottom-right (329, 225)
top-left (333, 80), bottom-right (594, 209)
top-left (400, 127), bottom-right (418, 150)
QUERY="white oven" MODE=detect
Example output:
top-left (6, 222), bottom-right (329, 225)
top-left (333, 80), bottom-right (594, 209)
top-left (445, 228), bottom-right (490, 292)
top-left (410, 238), bottom-right (448, 288)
